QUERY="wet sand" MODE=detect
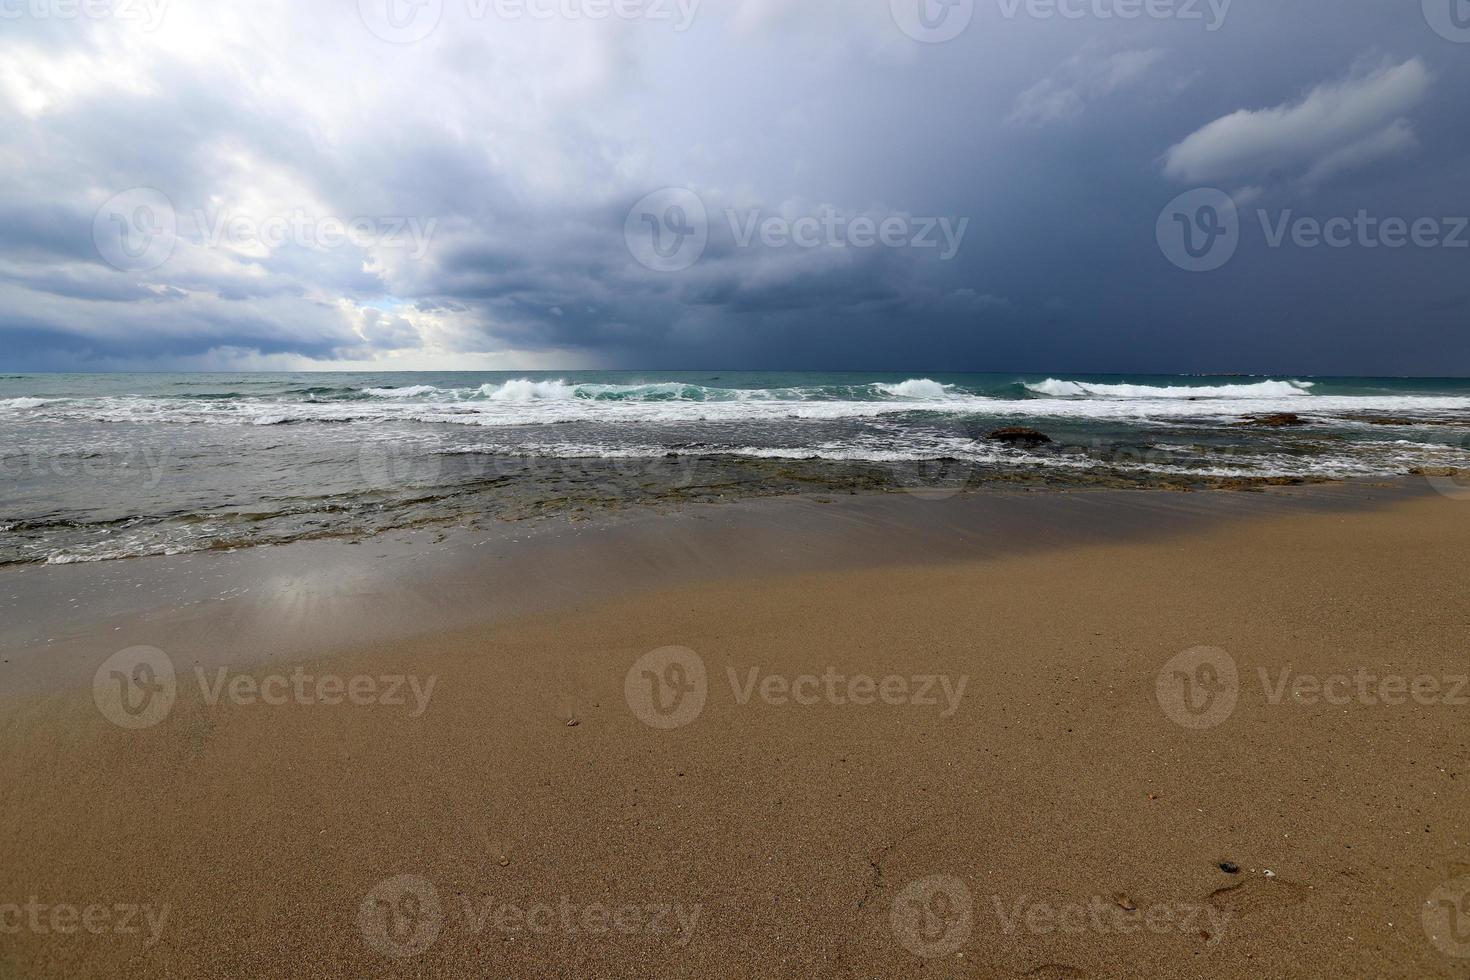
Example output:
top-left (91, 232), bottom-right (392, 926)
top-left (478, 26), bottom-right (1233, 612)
top-left (2, 485), bottom-right (1469, 977)
top-left (0, 481), bottom-right (1429, 692)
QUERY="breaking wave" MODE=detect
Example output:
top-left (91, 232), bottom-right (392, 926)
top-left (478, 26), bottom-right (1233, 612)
top-left (1024, 379), bottom-right (1315, 399)
top-left (360, 378), bottom-right (963, 403)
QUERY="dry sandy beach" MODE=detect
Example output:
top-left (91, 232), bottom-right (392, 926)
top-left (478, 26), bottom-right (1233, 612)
top-left (2, 484), bottom-right (1469, 978)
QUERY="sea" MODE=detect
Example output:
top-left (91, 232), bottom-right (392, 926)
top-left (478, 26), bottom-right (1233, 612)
top-left (3, 371), bottom-right (1469, 565)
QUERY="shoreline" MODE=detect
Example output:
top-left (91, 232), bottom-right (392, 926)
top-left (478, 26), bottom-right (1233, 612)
top-left (6, 370), bottom-right (1470, 568)
top-left (2, 483), bottom-right (1469, 976)
top-left (0, 478), bottom-right (1442, 696)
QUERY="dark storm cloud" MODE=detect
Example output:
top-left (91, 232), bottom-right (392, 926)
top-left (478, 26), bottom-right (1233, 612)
top-left (0, 204), bottom-right (102, 262)
top-left (0, 0), bottom-right (1466, 372)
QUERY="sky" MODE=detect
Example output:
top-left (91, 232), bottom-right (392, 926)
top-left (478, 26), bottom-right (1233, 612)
top-left (2, 0), bottom-right (1468, 374)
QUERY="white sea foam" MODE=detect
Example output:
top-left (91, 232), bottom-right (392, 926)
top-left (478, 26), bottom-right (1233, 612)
top-left (1025, 379), bottom-right (1315, 399)
top-left (7, 378), bottom-right (1470, 430)
top-left (360, 378), bottom-right (963, 403)
top-left (873, 379), bottom-right (954, 399)
top-left (432, 432), bottom-right (1470, 480)
top-left (483, 379), bottom-right (581, 401)
top-left (364, 384), bottom-right (440, 398)
top-left (14, 392), bottom-right (1470, 427)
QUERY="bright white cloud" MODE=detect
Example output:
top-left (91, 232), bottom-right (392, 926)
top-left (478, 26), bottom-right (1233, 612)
top-left (1299, 116), bottom-right (1419, 187)
top-left (1162, 57), bottom-right (1430, 185)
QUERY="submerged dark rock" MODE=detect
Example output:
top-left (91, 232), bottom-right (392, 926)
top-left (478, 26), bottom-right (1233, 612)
top-left (1234, 413), bottom-right (1306, 428)
top-left (985, 427), bottom-right (1053, 447)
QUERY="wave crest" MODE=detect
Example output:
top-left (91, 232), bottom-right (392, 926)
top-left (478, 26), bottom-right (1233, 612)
top-left (872, 379), bottom-right (954, 399)
top-left (1025, 379), bottom-right (1315, 399)
top-left (355, 378), bottom-right (960, 403)
top-left (363, 384), bottom-right (440, 398)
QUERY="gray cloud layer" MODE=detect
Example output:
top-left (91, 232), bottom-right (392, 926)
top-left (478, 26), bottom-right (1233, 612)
top-left (1, 0), bottom-right (1468, 374)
